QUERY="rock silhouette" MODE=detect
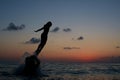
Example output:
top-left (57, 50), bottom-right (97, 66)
top-left (23, 55), bottom-right (40, 76)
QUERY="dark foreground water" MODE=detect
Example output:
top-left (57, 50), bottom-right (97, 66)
top-left (0, 62), bottom-right (120, 80)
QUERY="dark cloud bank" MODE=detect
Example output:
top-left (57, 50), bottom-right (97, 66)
top-left (95, 56), bottom-right (120, 63)
top-left (2, 22), bottom-right (25, 31)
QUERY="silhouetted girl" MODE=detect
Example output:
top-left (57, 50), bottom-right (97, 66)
top-left (34, 21), bottom-right (52, 56)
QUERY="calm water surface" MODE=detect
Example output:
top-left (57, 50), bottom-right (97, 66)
top-left (0, 63), bottom-right (120, 80)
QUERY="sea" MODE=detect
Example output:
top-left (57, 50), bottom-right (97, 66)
top-left (0, 62), bottom-right (120, 80)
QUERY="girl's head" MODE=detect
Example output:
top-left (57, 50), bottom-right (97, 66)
top-left (45, 21), bottom-right (52, 27)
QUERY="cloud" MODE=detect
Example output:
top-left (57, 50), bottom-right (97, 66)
top-left (64, 47), bottom-right (80, 50)
top-left (2, 22), bottom-right (25, 31)
top-left (63, 28), bottom-right (71, 32)
top-left (116, 46), bottom-right (120, 48)
top-left (50, 27), bottom-right (72, 33)
top-left (96, 56), bottom-right (120, 63)
top-left (64, 47), bottom-right (72, 50)
top-left (77, 36), bottom-right (84, 40)
top-left (50, 27), bottom-right (60, 32)
top-left (25, 37), bottom-right (40, 44)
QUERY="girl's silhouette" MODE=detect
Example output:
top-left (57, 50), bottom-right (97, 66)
top-left (34, 21), bottom-right (52, 56)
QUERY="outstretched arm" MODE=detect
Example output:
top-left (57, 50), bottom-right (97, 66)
top-left (34, 27), bottom-right (44, 32)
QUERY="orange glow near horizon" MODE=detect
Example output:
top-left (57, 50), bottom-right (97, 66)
top-left (0, 49), bottom-right (120, 63)
top-left (1, 42), bottom-right (120, 63)
top-left (37, 50), bottom-right (102, 63)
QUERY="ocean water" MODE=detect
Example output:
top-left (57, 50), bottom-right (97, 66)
top-left (0, 62), bottom-right (120, 80)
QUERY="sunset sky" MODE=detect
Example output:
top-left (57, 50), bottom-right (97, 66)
top-left (0, 0), bottom-right (120, 63)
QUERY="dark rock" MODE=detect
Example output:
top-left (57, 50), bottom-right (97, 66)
top-left (22, 55), bottom-right (40, 76)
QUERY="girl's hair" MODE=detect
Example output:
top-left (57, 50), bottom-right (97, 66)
top-left (46, 21), bottom-right (52, 27)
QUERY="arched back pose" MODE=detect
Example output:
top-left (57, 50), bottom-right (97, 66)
top-left (34, 21), bottom-right (52, 56)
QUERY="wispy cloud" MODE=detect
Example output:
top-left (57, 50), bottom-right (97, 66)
top-left (64, 47), bottom-right (80, 50)
top-left (63, 28), bottom-right (71, 32)
top-left (50, 27), bottom-right (60, 32)
top-left (25, 37), bottom-right (40, 44)
top-left (2, 22), bottom-right (25, 31)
